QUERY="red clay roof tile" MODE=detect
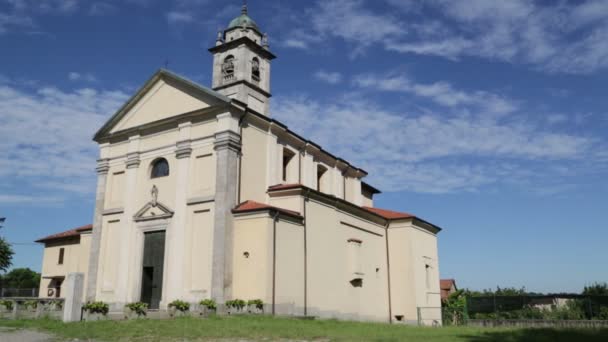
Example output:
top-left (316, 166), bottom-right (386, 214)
top-left (232, 200), bottom-right (302, 218)
top-left (35, 224), bottom-right (92, 243)
top-left (362, 206), bottom-right (414, 220)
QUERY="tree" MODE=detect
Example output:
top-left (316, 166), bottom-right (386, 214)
top-left (0, 238), bottom-right (13, 273)
top-left (582, 283), bottom-right (608, 296)
top-left (0, 268), bottom-right (41, 289)
top-left (0, 217), bottom-right (13, 273)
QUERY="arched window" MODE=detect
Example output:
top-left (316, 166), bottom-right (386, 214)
top-left (222, 55), bottom-right (235, 76)
top-left (251, 57), bottom-right (260, 81)
top-left (151, 158), bottom-right (169, 179)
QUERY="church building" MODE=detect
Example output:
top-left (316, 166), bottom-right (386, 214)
top-left (37, 4), bottom-right (443, 324)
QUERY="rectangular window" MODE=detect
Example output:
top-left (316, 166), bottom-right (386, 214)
top-left (58, 248), bottom-right (65, 265)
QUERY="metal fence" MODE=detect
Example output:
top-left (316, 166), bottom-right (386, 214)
top-left (0, 288), bottom-right (39, 298)
top-left (466, 295), bottom-right (608, 320)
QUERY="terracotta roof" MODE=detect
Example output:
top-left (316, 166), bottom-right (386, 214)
top-left (35, 224), bottom-right (92, 243)
top-left (440, 279), bottom-right (457, 301)
top-left (232, 200), bottom-right (303, 219)
top-left (362, 206), bottom-right (414, 220)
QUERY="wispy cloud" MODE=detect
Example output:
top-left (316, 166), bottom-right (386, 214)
top-left (0, 78), bottom-right (129, 200)
top-left (286, 0), bottom-right (608, 74)
top-left (68, 72), bottom-right (97, 83)
top-left (314, 70), bottom-right (343, 84)
top-left (167, 11), bottom-right (194, 25)
top-left (271, 82), bottom-right (601, 194)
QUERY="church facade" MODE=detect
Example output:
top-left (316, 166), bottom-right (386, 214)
top-left (37, 5), bottom-right (443, 324)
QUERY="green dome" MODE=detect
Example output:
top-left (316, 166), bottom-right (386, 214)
top-left (228, 6), bottom-right (259, 31)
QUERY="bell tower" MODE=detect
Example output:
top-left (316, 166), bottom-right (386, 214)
top-left (209, 3), bottom-right (276, 116)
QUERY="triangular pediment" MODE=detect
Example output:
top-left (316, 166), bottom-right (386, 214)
top-left (134, 200), bottom-right (174, 222)
top-left (94, 69), bottom-right (231, 140)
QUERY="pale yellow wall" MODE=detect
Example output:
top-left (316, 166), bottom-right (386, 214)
top-left (240, 125), bottom-right (269, 203)
top-left (189, 147), bottom-right (216, 199)
top-left (305, 200), bottom-right (389, 322)
top-left (97, 218), bottom-right (121, 300)
top-left (182, 203), bottom-right (215, 301)
top-left (275, 219), bottom-right (305, 315)
top-left (388, 221), bottom-right (441, 324)
top-left (111, 79), bottom-right (210, 133)
top-left (39, 233), bottom-right (90, 301)
top-left (232, 215), bottom-right (272, 302)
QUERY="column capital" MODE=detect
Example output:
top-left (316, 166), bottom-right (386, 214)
top-left (96, 159), bottom-right (110, 174)
top-left (126, 152), bottom-right (141, 169)
top-left (175, 140), bottom-right (193, 159)
top-left (214, 130), bottom-right (241, 153)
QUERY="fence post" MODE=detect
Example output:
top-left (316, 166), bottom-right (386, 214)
top-left (11, 299), bottom-right (17, 319)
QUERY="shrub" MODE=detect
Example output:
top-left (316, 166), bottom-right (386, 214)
top-left (125, 302), bottom-right (148, 316)
top-left (83, 301), bottom-right (109, 315)
top-left (199, 299), bottom-right (216, 310)
top-left (0, 300), bottom-right (13, 310)
top-left (168, 300), bottom-right (190, 312)
top-left (225, 299), bottom-right (246, 310)
top-left (247, 299), bottom-right (264, 310)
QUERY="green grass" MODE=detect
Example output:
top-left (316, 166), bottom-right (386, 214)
top-left (1, 315), bottom-right (608, 341)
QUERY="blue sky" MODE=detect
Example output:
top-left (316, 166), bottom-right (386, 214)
top-left (1, 0), bottom-right (607, 293)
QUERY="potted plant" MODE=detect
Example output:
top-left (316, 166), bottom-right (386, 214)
top-left (225, 299), bottom-right (246, 315)
top-left (168, 300), bottom-right (190, 318)
top-left (198, 299), bottom-right (216, 317)
top-left (247, 299), bottom-right (264, 314)
top-left (82, 301), bottom-right (109, 321)
top-left (124, 302), bottom-right (148, 319)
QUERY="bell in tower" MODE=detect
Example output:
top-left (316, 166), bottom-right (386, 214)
top-left (209, 2), bottom-right (276, 116)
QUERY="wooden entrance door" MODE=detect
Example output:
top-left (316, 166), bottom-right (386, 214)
top-left (140, 231), bottom-right (166, 309)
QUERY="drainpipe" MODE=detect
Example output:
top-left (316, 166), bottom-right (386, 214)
top-left (303, 188), bottom-right (310, 316)
top-left (385, 221), bottom-right (393, 323)
top-left (272, 210), bottom-right (279, 315)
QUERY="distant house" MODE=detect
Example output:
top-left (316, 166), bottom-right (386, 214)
top-left (35, 224), bottom-right (92, 300)
top-left (440, 279), bottom-right (458, 302)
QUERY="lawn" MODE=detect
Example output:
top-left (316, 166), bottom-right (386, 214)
top-left (1, 315), bottom-right (608, 341)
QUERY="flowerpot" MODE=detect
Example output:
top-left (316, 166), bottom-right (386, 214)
top-left (227, 307), bottom-right (245, 315)
top-left (169, 307), bottom-right (189, 318)
top-left (84, 312), bottom-right (107, 321)
top-left (247, 306), bottom-right (264, 314)
top-left (124, 307), bottom-right (147, 319)
top-left (197, 307), bottom-right (216, 318)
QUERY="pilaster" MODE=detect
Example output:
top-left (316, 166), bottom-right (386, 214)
top-left (164, 122), bottom-right (193, 304)
top-left (211, 113), bottom-right (241, 303)
top-left (120, 135), bottom-right (140, 303)
top-left (86, 155), bottom-right (110, 301)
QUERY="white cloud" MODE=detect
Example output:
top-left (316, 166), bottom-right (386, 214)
top-left (271, 92), bottom-right (598, 194)
top-left (314, 70), bottom-right (342, 84)
top-left (88, 2), bottom-right (116, 16)
top-left (289, 0), bottom-right (608, 74)
top-left (0, 80), bottom-right (129, 200)
top-left (0, 194), bottom-right (63, 205)
top-left (283, 39), bottom-right (308, 49)
top-left (353, 72), bottom-right (517, 115)
top-left (167, 11), bottom-right (194, 24)
top-left (68, 72), bottom-right (97, 82)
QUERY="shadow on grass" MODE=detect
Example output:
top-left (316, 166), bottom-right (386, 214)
top-left (465, 328), bottom-right (608, 342)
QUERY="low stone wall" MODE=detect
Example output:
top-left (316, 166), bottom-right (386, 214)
top-left (469, 319), bottom-right (608, 329)
top-left (0, 298), bottom-right (64, 320)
